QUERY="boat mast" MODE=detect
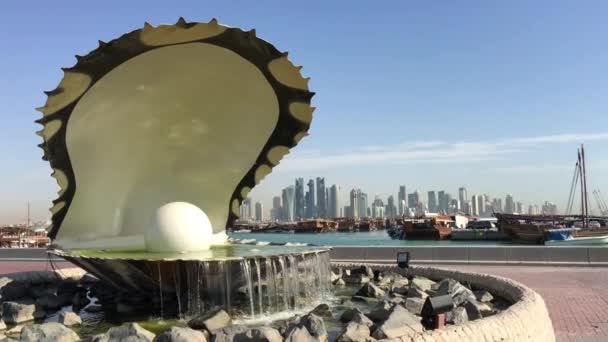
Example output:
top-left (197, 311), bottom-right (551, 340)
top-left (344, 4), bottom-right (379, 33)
top-left (581, 144), bottom-right (589, 227)
top-left (578, 148), bottom-right (586, 228)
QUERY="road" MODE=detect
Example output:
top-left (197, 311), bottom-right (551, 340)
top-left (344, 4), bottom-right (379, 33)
top-left (0, 249), bottom-right (606, 341)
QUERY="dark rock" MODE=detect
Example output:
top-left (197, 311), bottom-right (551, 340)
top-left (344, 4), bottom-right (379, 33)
top-left (474, 290), bottom-right (494, 303)
top-left (368, 301), bottom-right (393, 322)
top-left (434, 278), bottom-right (475, 306)
top-left (58, 311), bottom-right (82, 327)
top-left (350, 313), bottom-right (373, 328)
top-left (36, 294), bottom-right (63, 311)
top-left (355, 283), bottom-right (385, 299)
top-left (342, 274), bottom-right (370, 285)
top-left (84, 304), bottom-right (103, 313)
top-left (80, 273), bottom-right (100, 285)
top-left (2, 302), bottom-right (35, 324)
top-left (234, 327), bottom-right (282, 342)
top-left (20, 322), bottom-right (79, 342)
top-left (410, 277), bottom-right (435, 292)
top-left (283, 313), bottom-right (327, 342)
top-left (332, 279), bottom-right (345, 286)
top-left (370, 305), bottom-right (424, 340)
top-left (406, 287), bottom-right (428, 299)
top-left (27, 285), bottom-right (56, 299)
top-left (154, 327), bottom-right (207, 342)
top-left (211, 325), bottom-right (248, 342)
top-left (71, 291), bottom-right (90, 311)
top-left (340, 307), bottom-right (363, 322)
top-left (188, 308), bottom-right (232, 331)
top-left (310, 304), bottom-right (332, 319)
top-left (390, 284), bottom-right (409, 296)
top-left (390, 297), bottom-right (404, 305)
top-left (447, 306), bottom-right (468, 325)
top-left (351, 266), bottom-right (374, 280)
top-left (92, 322), bottom-right (155, 342)
top-left (350, 296), bottom-right (380, 304)
top-left (283, 327), bottom-right (315, 342)
top-left (405, 297), bottom-right (424, 315)
top-left (336, 322), bottom-right (370, 342)
top-left (464, 300), bottom-right (492, 319)
top-left (0, 281), bottom-right (27, 302)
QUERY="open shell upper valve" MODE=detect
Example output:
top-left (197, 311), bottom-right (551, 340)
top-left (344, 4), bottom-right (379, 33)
top-left (36, 18), bottom-right (315, 250)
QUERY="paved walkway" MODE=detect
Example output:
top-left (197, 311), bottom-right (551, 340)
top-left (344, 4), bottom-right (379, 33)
top-left (429, 264), bottom-right (608, 342)
top-left (2, 261), bottom-right (608, 341)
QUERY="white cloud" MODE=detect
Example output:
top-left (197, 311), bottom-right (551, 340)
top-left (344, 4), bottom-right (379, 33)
top-left (276, 132), bottom-right (608, 172)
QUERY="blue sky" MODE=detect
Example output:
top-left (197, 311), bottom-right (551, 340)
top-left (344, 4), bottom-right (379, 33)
top-left (1, 1), bottom-right (607, 223)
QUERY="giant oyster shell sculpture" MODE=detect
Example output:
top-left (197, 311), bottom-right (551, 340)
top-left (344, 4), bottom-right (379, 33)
top-left (37, 18), bottom-right (315, 252)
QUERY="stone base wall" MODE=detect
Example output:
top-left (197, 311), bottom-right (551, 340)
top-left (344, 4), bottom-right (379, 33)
top-left (0, 267), bottom-right (85, 284)
top-left (334, 263), bottom-right (556, 342)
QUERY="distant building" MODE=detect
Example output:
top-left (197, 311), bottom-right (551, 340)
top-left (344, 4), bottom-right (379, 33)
top-left (255, 202), bottom-right (263, 221)
top-left (516, 201), bottom-right (523, 214)
top-left (294, 178), bottom-right (305, 220)
top-left (240, 198), bottom-right (252, 220)
top-left (349, 189), bottom-right (360, 218)
top-left (372, 197), bottom-right (385, 218)
top-left (305, 179), bottom-right (315, 218)
top-left (471, 195), bottom-right (479, 216)
top-left (428, 191), bottom-right (438, 213)
top-left (437, 191), bottom-right (446, 213)
top-left (328, 184), bottom-right (340, 218)
top-left (359, 192), bottom-right (368, 218)
top-left (505, 195), bottom-right (515, 214)
top-left (282, 186), bottom-right (295, 221)
top-left (408, 191), bottom-right (420, 210)
top-left (458, 187), bottom-right (468, 213)
top-left (398, 186), bottom-right (407, 215)
top-left (316, 177), bottom-right (326, 218)
top-left (542, 201), bottom-right (557, 215)
top-left (386, 195), bottom-right (397, 217)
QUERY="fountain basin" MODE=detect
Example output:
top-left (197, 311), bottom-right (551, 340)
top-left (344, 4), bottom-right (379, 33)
top-left (52, 245), bottom-right (332, 318)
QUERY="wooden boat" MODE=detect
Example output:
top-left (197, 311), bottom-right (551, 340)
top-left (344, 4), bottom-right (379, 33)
top-left (401, 216), bottom-right (453, 240)
top-left (545, 235), bottom-right (608, 246)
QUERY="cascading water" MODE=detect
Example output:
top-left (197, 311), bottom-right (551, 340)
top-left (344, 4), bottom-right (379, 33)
top-left (177, 250), bottom-right (331, 319)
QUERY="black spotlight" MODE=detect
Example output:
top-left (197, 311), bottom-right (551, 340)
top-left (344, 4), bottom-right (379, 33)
top-left (421, 295), bottom-right (454, 329)
top-left (397, 251), bottom-right (410, 268)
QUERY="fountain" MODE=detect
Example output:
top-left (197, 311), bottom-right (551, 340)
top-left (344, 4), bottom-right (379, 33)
top-left (36, 18), bottom-right (330, 318)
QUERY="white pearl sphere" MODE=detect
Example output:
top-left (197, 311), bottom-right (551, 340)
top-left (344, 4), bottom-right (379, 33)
top-left (145, 201), bottom-right (213, 252)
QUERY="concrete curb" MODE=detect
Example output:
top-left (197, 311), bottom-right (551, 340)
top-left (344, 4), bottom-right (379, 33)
top-left (331, 245), bottom-right (608, 266)
top-left (334, 263), bottom-right (556, 342)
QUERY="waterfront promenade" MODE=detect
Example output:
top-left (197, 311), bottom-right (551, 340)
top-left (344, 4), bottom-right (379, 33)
top-left (0, 249), bottom-right (607, 341)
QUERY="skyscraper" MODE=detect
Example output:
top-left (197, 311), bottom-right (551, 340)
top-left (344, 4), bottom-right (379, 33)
top-left (282, 186), bottom-right (295, 221)
top-left (359, 192), bottom-right (368, 218)
top-left (428, 191), bottom-right (437, 212)
top-left (328, 184), bottom-right (340, 218)
top-left (316, 177), bottom-right (326, 218)
top-left (398, 186), bottom-right (406, 215)
top-left (437, 191), bottom-right (445, 213)
top-left (477, 195), bottom-right (484, 217)
top-left (240, 198), bottom-right (252, 220)
top-left (349, 189), bottom-right (360, 218)
top-left (305, 179), bottom-right (315, 218)
top-left (458, 187), bottom-right (468, 213)
top-left (407, 191), bottom-right (420, 211)
top-left (505, 195), bottom-right (515, 214)
top-left (471, 195), bottom-right (479, 216)
top-left (254, 202), bottom-right (263, 222)
top-left (372, 197), bottom-right (385, 218)
top-left (271, 196), bottom-right (282, 221)
top-left (294, 178), bottom-right (305, 220)
top-left (386, 195), bottom-right (396, 217)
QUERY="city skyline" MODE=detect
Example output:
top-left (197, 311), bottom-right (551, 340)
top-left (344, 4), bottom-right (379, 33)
top-left (240, 177), bottom-right (565, 222)
top-left (2, 1), bottom-right (608, 223)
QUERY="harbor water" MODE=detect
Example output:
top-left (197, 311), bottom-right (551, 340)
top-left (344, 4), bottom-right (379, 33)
top-left (230, 231), bottom-right (516, 246)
